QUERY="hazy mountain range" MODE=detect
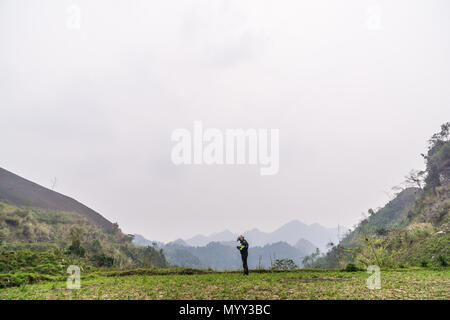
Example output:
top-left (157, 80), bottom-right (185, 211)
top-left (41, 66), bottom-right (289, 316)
top-left (133, 234), bottom-right (319, 270)
top-left (133, 220), bottom-right (347, 270)
top-left (0, 166), bottom-right (347, 270)
top-left (164, 241), bottom-right (314, 270)
top-left (183, 220), bottom-right (345, 252)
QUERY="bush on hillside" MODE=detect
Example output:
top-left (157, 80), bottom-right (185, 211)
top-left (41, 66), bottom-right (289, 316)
top-left (344, 262), bottom-right (359, 272)
top-left (438, 255), bottom-right (448, 267)
top-left (271, 259), bottom-right (298, 270)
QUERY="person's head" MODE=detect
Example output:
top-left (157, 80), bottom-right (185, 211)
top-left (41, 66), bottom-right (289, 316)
top-left (237, 235), bottom-right (244, 242)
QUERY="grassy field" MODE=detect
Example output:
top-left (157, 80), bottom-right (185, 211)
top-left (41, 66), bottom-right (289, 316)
top-left (0, 268), bottom-right (449, 300)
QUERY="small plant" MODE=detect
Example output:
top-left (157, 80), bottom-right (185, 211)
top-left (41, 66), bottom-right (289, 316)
top-left (344, 262), bottom-right (359, 272)
top-left (437, 255), bottom-right (448, 267)
top-left (271, 259), bottom-right (298, 270)
top-left (19, 283), bottom-right (28, 292)
top-left (420, 259), bottom-right (429, 268)
top-left (375, 228), bottom-right (389, 236)
top-left (68, 227), bottom-right (86, 257)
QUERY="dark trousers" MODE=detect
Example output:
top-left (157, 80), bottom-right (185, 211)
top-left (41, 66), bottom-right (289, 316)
top-left (241, 253), bottom-right (249, 275)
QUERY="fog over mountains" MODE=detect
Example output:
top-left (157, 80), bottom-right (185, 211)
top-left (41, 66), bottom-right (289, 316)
top-left (134, 220), bottom-right (346, 269)
top-left (0, 166), bottom-right (347, 270)
top-left (183, 220), bottom-right (344, 252)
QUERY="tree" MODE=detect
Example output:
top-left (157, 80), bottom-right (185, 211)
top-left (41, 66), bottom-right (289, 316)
top-left (109, 222), bottom-right (120, 234)
top-left (422, 122), bottom-right (450, 189)
top-left (326, 241), bottom-right (334, 250)
top-left (404, 169), bottom-right (425, 189)
top-left (126, 234), bottom-right (135, 243)
top-left (427, 122), bottom-right (450, 149)
top-left (69, 227), bottom-right (85, 256)
top-left (302, 248), bottom-right (321, 268)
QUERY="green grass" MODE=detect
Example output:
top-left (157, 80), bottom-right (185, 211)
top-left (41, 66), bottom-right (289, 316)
top-left (0, 268), bottom-right (448, 300)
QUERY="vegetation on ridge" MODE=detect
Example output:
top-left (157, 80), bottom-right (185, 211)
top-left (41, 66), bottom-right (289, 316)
top-left (311, 123), bottom-right (450, 269)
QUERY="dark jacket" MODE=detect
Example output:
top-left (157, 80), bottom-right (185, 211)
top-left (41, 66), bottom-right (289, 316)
top-left (237, 239), bottom-right (249, 256)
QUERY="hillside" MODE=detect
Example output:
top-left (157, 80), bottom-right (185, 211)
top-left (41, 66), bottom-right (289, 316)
top-left (0, 168), bottom-right (168, 270)
top-left (314, 123), bottom-right (450, 269)
top-left (0, 167), bottom-right (113, 230)
top-left (0, 201), bottom-right (167, 269)
top-left (342, 187), bottom-right (419, 244)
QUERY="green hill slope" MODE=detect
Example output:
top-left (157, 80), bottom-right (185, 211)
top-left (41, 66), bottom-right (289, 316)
top-left (0, 167), bottom-right (168, 271)
top-left (0, 201), bottom-right (168, 270)
top-left (314, 123), bottom-right (450, 269)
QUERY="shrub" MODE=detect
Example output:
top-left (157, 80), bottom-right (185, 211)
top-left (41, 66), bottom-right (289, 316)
top-left (420, 259), bottom-right (429, 267)
top-left (271, 259), bottom-right (298, 270)
top-left (344, 262), bottom-right (359, 272)
top-left (33, 263), bottom-right (62, 275)
top-left (4, 217), bottom-right (20, 227)
top-left (375, 228), bottom-right (389, 236)
top-left (0, 273), bottom-right (38, 288)
top-left (90, 253), bottom-right (114, 267)
top-left (437, 255), bottom-right (448, 267)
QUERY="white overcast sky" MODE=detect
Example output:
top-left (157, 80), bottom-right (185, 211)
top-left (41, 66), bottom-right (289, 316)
top-left (1, 0), bottom-right (449, 242)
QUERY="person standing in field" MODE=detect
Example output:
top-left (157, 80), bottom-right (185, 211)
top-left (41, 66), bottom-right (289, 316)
top-left (236, 235), bottom-right (249, 275)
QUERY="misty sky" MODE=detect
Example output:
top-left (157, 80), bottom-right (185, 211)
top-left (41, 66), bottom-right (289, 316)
top-left (1, 0), bottom-right (449, 242)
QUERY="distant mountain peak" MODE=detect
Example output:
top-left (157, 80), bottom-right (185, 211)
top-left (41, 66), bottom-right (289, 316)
top-left (280, 219), bottom-right (308, 228)
top-left (309, 222), bottom-right (322, 227)
top-left (171, 238), bottom-right (187, 246)
top-left (211, 230), bottom-right (234, 236)
top-left (183, 219), bottom-right (343, 251)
